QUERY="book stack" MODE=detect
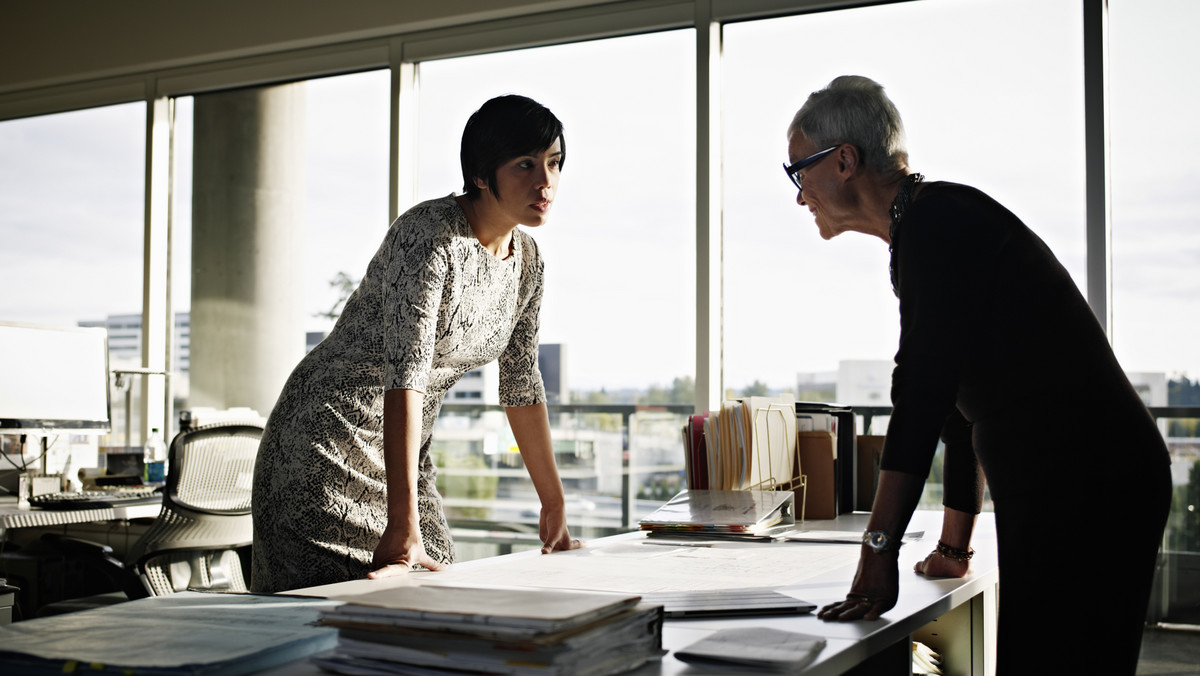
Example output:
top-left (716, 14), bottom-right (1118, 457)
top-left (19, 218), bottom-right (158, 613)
top-left (312, 584), bottom-right (664, 676)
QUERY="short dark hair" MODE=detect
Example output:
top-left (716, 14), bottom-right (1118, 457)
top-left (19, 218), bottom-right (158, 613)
top-left (460, 95), bottom-right (566, 200)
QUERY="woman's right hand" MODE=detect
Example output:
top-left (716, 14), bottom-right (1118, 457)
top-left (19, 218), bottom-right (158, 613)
top-left (368, 523), bottom-right (445, 579)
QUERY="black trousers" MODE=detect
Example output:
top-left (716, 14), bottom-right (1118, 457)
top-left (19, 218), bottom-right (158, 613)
top-left (991, 461), bottom-right (1171, 675)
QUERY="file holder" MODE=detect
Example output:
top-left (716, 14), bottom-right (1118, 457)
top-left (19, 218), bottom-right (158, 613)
top-left (747, 404), bottom-right (792, 490)
top-left (747, 404), bottom-right (807, 520)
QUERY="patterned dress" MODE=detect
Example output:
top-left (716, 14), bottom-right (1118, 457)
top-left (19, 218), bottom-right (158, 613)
top-left (251, 195), bottom-right (546, 594)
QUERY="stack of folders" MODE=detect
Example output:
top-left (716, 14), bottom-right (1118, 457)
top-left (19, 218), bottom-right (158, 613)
top-left (638, 489), bottom-right (796, 541)
top-left (312, 585), bottom-right (665, 676)
top-left (683, 394), bottom-right (799, 492)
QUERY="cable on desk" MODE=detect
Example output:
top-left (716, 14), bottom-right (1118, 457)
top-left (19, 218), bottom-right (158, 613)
top-left (1, 433), bottom-right (57, 474)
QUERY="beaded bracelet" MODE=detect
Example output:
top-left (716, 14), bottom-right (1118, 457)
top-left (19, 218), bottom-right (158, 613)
top-left (936, 540), bottom-right (974, 562)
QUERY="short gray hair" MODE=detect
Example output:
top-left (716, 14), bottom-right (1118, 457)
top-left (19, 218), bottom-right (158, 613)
top-left (789, 75), bottom-right (908, 175)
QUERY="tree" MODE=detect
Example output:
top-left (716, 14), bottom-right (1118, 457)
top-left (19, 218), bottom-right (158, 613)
top-left (314, 271), bottom-right (360, 321)
top-left (636, 375), bottom-right (695, 405)
top-left (1169, 375), bottom-right (1200, 405)
top-left (1167, 458), bottom-right (1200, 553)
top-left (740, 380), bottom-right (770, 397)
top-left (1167, 376), bottom-right (1200, 437)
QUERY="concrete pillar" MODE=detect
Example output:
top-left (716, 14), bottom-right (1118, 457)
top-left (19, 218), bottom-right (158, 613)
top-left (190, 83), bottom-right (306, 416)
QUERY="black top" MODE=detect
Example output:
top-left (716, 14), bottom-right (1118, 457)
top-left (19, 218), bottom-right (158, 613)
top-left (881, 182), bottom-right (1167, 503)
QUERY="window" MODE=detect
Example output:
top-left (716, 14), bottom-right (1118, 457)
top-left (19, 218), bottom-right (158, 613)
top-left (0, 103), bottom-right (144, 481)
top-left (417, 30), bottom-right (697, 402)
top-left (1110, 0), bottom-right (1200, 626)
top-left (170, 69), bottom-right (389, 424)
top-left (723, 0), bottom-right (1083, 507)
top-left (724, 0), bottom-right (1085, 403)
top-left (417, 30), bottom-right (696, 537)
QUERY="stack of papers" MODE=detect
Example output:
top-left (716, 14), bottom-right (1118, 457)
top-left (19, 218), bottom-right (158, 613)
top-left (0, 592), bottom-right (339, 675)
top-left (683, 395), bottom-right (799, 491)
top-left (638, 489), bottom-right (796, 541)
top-left (313, 585), bottom-right (664, 676)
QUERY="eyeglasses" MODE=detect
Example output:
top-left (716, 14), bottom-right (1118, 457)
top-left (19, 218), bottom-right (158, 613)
top-left (782, 145), bottom-right (839, 192)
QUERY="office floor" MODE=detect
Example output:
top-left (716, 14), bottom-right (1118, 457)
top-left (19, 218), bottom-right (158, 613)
top-left (1138, 626), bottom-right (1200, 675)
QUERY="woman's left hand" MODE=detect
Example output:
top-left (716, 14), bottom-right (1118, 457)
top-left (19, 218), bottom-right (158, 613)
top-left (914, 549), bottom-right (971, 578)
top-left (539, 504), bottom-right (584, 554)
top-left (817, 549), bottom-right (899, 621)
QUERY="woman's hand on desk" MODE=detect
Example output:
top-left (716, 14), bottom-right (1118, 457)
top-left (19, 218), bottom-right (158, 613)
top-left (368, 523), bottom-right (446, 578)
top-left (817, 547), bottom-right (899, 622)
top-left (914, 549), bottom-right (970, 578)
top-left (539, 504), bottom-right (584, 554)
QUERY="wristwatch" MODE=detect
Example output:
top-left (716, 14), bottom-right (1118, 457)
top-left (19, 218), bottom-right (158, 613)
top-left (862, 530), bottom-right (903, 554)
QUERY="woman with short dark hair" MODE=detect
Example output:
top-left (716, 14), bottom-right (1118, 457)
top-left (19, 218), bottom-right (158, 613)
top-left (251, 94), bottom-right (581, 594)
top-left (788, 75), bottom-right (1171, 674)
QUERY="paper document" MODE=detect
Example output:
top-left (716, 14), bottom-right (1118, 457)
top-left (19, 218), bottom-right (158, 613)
top-left (0, 591), bottom-right (340, 675)
top-left (419, 533), bottom-right (860, 595)
top-left (781, 529), bottom-right (925, 544)
top-left (322, 585), bottom-right (640, 635)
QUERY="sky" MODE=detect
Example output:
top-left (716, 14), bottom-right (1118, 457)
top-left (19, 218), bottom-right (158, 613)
top-left (0, 0), bottom-right (1197, 394)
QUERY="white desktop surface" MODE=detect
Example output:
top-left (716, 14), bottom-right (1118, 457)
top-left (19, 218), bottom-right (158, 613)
top-left (0, 495), bottom-right (161, 531)
top-left (271, 510), bottom-right (999, 676)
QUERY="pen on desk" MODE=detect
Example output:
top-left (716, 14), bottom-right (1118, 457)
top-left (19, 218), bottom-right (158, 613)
top-left (641, 541), bottom-right (713, 548)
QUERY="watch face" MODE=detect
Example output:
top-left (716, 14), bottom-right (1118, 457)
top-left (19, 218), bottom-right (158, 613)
top-left (864, 530), bottom-right (894, 552)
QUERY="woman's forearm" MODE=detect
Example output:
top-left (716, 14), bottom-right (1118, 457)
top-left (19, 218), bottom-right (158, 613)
top-left (505, 402), bottom-right (566, 510)
top-left (939, 506), bottom-right (977, 551)
top-left (383, 388), bottom-right (425, 530)
top-left (866, 469), bottom-right (927, 537)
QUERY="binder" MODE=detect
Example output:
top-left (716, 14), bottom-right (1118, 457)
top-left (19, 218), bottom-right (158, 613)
top-left (794, 402), bottom-right (856, 516)
top-left (638, 489), bottom-right (796, 539)
top-left (796, 430), bottom-right (836, 519)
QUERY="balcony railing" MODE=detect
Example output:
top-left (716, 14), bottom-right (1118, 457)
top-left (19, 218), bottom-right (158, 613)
top-left (435, 401), bottom-right (1200, 580)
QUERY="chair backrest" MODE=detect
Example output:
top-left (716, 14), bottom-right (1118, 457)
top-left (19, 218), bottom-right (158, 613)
top-left (167, 422), bottom-right (262, 514)
top-left (127, 421), bottom-right (264, 597)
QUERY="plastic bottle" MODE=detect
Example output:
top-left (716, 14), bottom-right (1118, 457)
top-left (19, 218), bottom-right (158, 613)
top-left (143, 428), bottom-right (168, 484)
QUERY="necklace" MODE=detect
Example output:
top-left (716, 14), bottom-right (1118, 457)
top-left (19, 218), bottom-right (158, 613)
top-left (888, 172), bottom-right (924, 297)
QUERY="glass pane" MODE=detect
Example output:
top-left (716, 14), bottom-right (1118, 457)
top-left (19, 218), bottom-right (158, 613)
top-left (1111, 0), bottom-right (1200, 626)
top-left (724, 0), bottom-right (1083, 508)
top-left (170, 69), bottom-right (389, 430)
top-left (302, 70), bottom-right (391, 340)
top-left (0, 103), bottom-right (145, 486)
top-left (417, 30), bottom-right (696, 547)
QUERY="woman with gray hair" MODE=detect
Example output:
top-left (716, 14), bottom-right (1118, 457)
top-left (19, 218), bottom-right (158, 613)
top-left (786, 75), bottom-right (1170, 674)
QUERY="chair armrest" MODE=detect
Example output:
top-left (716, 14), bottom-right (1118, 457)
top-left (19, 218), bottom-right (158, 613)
top-left (39, 533), bottom-right (147, 599)
top-left (39, 532), bottom-right (120, 564)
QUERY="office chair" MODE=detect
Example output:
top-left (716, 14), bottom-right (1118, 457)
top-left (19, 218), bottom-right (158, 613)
top-left (37, 420), bottom-right (264, 613)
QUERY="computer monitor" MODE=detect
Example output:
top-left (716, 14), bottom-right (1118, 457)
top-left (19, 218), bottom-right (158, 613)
top-left (0, 322), bottom-right (112, 434)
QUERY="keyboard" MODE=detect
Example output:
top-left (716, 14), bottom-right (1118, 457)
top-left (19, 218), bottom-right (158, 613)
top-left (29, 488), bottom-right (162, 510)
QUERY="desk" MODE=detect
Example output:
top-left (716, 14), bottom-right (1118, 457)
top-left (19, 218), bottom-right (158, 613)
top-left (0, 495), bottom-right (161, 616)
top-left (286, 510), bottom-right (998, 676)
top-left (0, 510), bottom-right (997, 675)
top-left (0, 496), bottom-right (161, 533)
